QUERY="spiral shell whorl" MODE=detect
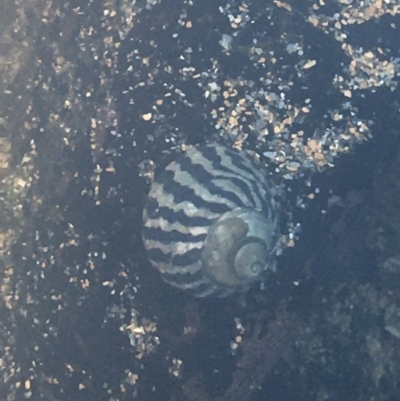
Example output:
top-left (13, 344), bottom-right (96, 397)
top-left (142, 144), bottom-right (280, 297)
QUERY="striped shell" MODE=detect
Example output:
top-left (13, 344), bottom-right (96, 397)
top-left (142, 144), bottom-right (280, 297)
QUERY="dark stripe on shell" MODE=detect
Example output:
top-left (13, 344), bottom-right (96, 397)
top-left (176, 153), bottom-right (253, 208)
top-left (143, 225), bottom-right (207, 244)
top-left (201, 146), bottom-right (272, 212)
top-left (160, 170), bottom-right (233, 215)
top-left (144, 198), bottom-right (214, 227)
top-left (146, 246), bottom-right (203, 267)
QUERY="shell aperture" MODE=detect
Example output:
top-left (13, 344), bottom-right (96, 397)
top-left (142, 144), bottom-right (280, 297)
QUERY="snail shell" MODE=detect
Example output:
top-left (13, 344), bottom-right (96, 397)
top-left (142, 144), bottom-right (280, 297)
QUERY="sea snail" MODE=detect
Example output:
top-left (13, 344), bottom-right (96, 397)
top-left (142, 144), bottom-right (280, 297)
